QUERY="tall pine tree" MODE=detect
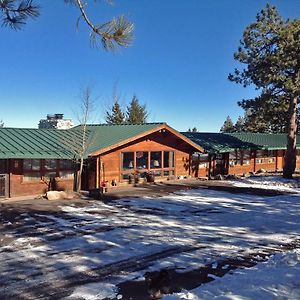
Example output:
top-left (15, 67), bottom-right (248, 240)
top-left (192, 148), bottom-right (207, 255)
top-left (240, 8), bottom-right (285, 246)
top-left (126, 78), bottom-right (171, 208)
top-left (126, 95), bottom-right (148, 124)
top-left (105, 101), bottom-right (125, 124)
top-left (234, 116), bottom-right (244, 132)
top-left (229, 5), bottom-right (300, 178)
top-left (220, 116), bottom-right (235, 133)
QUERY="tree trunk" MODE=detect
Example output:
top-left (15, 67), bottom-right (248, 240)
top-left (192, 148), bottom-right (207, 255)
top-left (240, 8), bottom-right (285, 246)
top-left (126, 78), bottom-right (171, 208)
top-left (283, 96), bottom-right (298, 178)
top-left (77, 158), bottom-right (84, 192)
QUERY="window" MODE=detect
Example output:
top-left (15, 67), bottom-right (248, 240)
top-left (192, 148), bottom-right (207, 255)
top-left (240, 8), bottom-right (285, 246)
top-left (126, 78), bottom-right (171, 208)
top-left (59, 160), bottom-right (74, 179)
top-left (23, 159), bottom-right (41, 182)
top-left (60, 160), bottom-right (74, 170)
top-left (122, 152), bottom-right (134, 170)
top-left (229, 151), bottom-right (238, 166)
top-left (192, 153), bottom-right (209, 169)
top-left (136, 152), bottom-right (149, 169)
top-left (121, 150), bottom-right (175, 180)
top-left (255, 150), bottom-right (275, 164)
top-left (24, 159), bottom-right (40, 171)
top-left (44, 159), bottom-right (57, 170)
top-left (150, 152), bottom-right (161, 169)
top-left (164, 151), bottom-right (175, 168)
top-left (0, 160), bottom-right (7, 173)
top-left (242, 150), bottom-right (251, 165)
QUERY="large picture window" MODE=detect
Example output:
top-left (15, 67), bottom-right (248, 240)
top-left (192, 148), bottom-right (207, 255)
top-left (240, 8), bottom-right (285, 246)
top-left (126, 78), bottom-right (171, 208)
top-left (121, 150), bottom-right (175, 180)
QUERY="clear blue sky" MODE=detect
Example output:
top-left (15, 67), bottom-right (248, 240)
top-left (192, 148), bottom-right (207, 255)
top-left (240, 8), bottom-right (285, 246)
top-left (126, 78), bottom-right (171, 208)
top-left (1, 0), bottom-right (299, 131)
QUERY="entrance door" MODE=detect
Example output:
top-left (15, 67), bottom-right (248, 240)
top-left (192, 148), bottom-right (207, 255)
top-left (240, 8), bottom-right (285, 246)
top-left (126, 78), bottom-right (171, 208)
top-left (0, 174), bottom-right (8, 198)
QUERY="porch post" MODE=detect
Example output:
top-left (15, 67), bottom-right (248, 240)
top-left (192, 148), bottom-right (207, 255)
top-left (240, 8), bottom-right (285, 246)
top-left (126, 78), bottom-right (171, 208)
top-left (96, 157), bottom-right (100, 189)
top-left (208, 154), bottom-right (212, 179)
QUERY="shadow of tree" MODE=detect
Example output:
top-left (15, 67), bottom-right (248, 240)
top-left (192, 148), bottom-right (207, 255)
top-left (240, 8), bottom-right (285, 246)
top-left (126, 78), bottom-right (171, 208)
top-left (0, 186), bottom-right (299, 299)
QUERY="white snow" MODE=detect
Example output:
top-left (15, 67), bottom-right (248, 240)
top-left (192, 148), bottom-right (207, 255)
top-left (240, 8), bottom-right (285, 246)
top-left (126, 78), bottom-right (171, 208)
top-left (229, 175), bottom-right (300, 193)
top-left (164, 249), bottom-right (300, 300)
top-left (65, 282), bottom-right (118, 300)
top-left (1, 175), bottom-right (300, 299)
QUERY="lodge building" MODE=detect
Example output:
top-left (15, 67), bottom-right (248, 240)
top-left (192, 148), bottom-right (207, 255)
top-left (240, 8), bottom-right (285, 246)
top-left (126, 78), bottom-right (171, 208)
top-left (0, 123), bottom-right (299, 198)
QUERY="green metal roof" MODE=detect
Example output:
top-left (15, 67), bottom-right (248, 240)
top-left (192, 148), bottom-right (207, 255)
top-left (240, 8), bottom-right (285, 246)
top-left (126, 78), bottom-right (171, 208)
top-left (182, 132), bottom-right (258, 153)
top-left (3, 124), bottom-right (292, 159)
top-left (0, 123), bottom-right (166, 159)
top-left (0, 128), bottom-right (79, 159)
top-left (182, 132), bottom-right (300, 154)
top-left (227, 132), bottom-right (296, 150)
top-left (81, 123), bottom-right (166, 156)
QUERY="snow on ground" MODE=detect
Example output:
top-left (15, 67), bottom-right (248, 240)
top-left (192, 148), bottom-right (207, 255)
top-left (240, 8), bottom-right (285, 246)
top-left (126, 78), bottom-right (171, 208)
top-left (1, 177), bottom-right (300, 299)
top-left (163, 249), bottom-right (300, 300)
top-left (229, 175), bottom-right (300, 193)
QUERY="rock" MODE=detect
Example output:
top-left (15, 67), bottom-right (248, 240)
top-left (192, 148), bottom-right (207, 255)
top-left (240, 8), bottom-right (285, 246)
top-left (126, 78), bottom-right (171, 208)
top-left (242, 173), bottom-right (251, 178)
top-left (256, 168), bottom-right (266, 174)
top-left (225, 174), bottom-right (239, 180)
top-left (46, 191), bottom-right (67, 200)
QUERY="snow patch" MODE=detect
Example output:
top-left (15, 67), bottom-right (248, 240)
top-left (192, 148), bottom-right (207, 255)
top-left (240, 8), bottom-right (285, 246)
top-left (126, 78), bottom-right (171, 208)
top-left (65, 282), bottom-right (118, 300)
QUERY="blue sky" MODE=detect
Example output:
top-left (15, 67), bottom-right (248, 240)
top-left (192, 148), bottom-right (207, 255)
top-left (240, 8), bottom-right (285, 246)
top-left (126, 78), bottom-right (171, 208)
top-left (1, 0), bottom-right (299, 131)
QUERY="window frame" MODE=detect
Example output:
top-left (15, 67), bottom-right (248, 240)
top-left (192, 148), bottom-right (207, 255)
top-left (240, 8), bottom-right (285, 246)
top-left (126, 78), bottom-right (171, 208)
top-left (121, 150), bottom-right (175, 180)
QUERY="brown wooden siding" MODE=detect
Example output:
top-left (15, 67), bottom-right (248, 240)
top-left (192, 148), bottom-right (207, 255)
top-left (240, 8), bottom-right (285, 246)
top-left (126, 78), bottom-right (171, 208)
top-left (90, 130), bottom-right (194, 188)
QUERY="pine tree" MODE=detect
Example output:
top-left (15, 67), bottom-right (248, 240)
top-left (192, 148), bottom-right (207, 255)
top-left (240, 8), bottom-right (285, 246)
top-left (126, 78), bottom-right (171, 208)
top-left (229, 4), bottom-right (300, 178)
top-left (192, 127), bottom-right (198, 132)
top-left (126, 95), bottom-right (148, 124)
top-left (242, 110), bottom-right (269, 133)
top-left (220, 116), bottom-right (235, 133)
top-left (1, 1), bottom-right (134, 51)
top-left (0, 120), bottom-right (3, 128)
top-left (234, 116), bottom-right (244, 132)
top-left (105, 101), bottom-right (125, 124)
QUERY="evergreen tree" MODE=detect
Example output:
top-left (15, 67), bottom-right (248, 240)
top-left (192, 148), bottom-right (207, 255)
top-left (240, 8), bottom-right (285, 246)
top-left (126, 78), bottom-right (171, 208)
top-left (229, 5), bottom-right (300, 178)
top-left (105, 101), bottom-right (125, 124)
top-left (234, 116), bottom-right (244, 132)
top-left (192, 127), bottom-right (198, 132)
top-left (1, 1), bottom-right (134, 51)
top-left (220, 116), bottom-right (235, 133)
top-left (0, 120), bottom-right (3, 128)
top-left (126, 95), bottom-right (148, 124)
top-left (241, 109), bottom-right (269, 133)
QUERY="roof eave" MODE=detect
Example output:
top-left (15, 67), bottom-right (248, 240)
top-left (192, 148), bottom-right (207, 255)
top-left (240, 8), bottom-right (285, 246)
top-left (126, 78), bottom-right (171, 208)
top-left (89, 123), bottom-right (204, 157)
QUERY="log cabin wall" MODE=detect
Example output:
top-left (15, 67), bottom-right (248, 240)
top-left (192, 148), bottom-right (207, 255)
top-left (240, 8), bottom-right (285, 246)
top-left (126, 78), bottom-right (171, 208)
top-left (8, 159), bottom-right (74, 198)
top-left (90, 130), bottom-right (194, 188)
top-left (191, 150), bottom-right (292, 177)
top-left (226, 150), bottom-right (285, 175)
